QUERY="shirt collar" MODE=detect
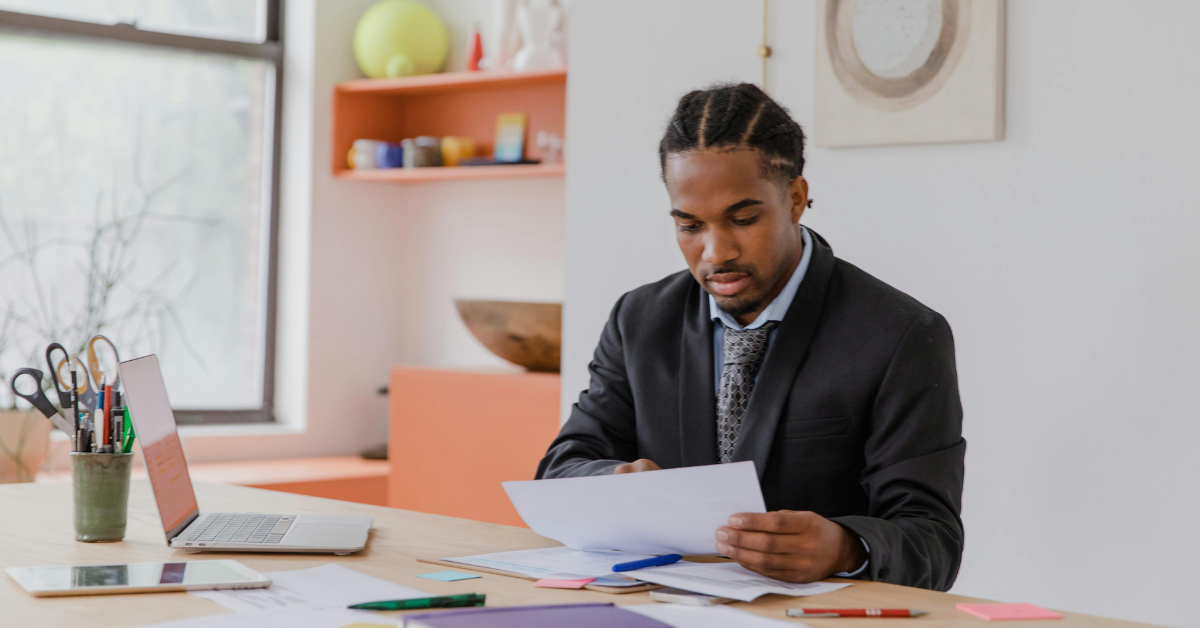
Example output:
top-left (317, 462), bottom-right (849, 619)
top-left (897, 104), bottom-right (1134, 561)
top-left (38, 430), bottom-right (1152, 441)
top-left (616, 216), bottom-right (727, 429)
top-left (709, 226), bottom-right (813, 331)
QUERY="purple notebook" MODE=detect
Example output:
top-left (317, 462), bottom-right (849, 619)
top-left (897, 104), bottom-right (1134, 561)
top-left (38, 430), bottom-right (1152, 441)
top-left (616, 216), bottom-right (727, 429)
top-left (400, 603), bottom-right (671, 628)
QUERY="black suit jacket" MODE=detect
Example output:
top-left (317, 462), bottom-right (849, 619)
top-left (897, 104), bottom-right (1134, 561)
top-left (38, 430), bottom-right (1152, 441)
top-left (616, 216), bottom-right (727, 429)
top-left (537, 230), bottom-right (965, 591)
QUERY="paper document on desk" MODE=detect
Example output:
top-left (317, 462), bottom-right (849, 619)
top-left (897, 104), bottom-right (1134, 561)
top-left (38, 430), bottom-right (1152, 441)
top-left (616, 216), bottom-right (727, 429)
top-left (136, 608), bottom-right (393, 628)
top-left (632, 561), bottom-right (849, 602)
top-left (626, 604), bottom-right (802, 628)
top-left (191, 563), bottom-right (428, 612)
top-left (503, 462), bottom-right (765, 555)
top-left (443, 546), bottom-right (652, 584)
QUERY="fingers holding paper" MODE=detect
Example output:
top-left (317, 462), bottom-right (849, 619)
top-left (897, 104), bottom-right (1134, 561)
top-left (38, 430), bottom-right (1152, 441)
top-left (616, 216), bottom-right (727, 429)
top-left (611, 458), bottom-right (662, 474)
top-left (715, 510), bottom-right (866, 583)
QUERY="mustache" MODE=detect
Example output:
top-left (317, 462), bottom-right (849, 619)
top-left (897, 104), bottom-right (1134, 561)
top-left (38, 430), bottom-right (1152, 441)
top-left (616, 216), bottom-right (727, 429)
top-left (703, 263), bottom-right (757, 279)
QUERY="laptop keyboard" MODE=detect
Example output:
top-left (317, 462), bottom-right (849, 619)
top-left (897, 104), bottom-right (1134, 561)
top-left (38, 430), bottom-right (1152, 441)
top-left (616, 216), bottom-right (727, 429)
top-left (187, 514), bottom-right (295, 544)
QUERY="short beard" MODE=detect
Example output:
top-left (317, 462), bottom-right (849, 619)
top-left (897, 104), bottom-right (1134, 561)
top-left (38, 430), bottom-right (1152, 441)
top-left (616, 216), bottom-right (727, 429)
top-left (714, 294), bottom-right (765, 318)
top-left (703, 262), bottom-right (767, 318)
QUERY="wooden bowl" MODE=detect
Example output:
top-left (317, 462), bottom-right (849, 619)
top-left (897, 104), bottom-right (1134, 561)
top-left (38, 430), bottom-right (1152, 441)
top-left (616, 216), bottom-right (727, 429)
top-left (454, 300), bottom-right (562, 372)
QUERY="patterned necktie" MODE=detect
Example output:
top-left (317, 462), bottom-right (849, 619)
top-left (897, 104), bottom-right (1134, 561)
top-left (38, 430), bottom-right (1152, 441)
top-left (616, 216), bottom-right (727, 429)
top-left (716, 321), bottom-right (779, 463)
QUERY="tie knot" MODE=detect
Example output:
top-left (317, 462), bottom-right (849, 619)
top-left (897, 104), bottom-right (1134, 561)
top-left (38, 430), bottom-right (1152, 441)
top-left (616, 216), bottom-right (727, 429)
top-left (722, 321), bottom-right (779, 365)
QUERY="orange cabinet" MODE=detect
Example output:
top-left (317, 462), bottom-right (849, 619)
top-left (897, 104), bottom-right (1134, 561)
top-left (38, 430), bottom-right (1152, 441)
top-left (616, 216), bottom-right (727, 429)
top-left (388, 367), bottom-right (561, 526)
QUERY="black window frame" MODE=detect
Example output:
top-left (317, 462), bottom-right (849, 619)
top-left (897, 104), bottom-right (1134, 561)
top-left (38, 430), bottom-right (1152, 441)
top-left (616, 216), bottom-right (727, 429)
top-left (0, 2), bottom-right (284, 425)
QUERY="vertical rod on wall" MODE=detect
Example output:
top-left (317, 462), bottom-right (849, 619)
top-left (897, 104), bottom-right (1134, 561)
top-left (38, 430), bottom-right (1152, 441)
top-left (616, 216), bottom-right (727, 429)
top-left (757, 0), bottom-right (772, 90)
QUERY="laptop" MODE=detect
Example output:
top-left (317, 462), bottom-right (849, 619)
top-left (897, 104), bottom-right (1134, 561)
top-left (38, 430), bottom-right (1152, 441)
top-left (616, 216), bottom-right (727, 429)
top-left (119, 355), bottom-right (373, 555)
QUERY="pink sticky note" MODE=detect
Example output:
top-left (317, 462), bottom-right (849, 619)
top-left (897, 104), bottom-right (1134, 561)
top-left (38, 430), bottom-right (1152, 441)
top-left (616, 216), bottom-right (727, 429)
top-left (957, 603), bottom-right (1063, 621)
top-left (534, 578), bottom-right (596, 589)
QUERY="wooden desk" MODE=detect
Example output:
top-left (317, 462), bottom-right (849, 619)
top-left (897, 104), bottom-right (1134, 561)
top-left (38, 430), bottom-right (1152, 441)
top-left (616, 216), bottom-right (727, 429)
top-left (0, 482), bottom-right (1154, 627)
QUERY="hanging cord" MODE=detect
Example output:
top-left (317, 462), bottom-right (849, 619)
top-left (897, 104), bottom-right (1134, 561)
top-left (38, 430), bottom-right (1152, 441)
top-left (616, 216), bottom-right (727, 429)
top-left (757, 0), bottom-right (772, 90)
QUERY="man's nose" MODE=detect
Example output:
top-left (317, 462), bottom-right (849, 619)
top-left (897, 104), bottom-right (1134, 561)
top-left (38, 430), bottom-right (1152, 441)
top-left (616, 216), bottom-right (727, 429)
top-left (702, 231), bottom-right (738, 266)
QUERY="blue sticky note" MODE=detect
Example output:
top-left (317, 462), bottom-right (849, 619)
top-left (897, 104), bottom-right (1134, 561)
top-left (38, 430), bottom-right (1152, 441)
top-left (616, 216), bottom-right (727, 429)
top-left (416, 570), bottom-right (482, 582)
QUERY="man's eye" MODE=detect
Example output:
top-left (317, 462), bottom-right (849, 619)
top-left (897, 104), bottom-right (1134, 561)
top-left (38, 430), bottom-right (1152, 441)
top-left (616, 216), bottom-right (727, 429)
top-left (677, 223), bottom-right (701, 233)
top-left (732, 216), bottom-right (759, 226)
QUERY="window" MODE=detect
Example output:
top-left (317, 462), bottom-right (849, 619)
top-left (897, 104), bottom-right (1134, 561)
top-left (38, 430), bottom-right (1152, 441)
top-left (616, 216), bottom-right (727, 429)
top-left (0, 2), bottom-right (282, 424)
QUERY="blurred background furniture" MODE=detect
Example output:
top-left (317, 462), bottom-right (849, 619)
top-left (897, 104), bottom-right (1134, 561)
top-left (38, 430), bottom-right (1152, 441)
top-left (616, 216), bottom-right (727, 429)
top-left (389, 366), bottom-right (560, 526)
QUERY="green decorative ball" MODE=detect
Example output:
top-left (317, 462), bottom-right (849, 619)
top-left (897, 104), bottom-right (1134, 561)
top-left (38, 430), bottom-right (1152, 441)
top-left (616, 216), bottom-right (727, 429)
top-left (353, 0), bottom-right (449, 78)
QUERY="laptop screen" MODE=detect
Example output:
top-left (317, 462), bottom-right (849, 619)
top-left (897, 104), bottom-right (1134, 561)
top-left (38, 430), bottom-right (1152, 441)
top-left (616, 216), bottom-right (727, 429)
top-left (119, 355), bottom-right (199, 541)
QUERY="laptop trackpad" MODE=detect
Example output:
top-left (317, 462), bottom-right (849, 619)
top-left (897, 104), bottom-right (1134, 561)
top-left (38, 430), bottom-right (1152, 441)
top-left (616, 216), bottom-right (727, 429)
top-left (287, 523), bottom-right (367, 548)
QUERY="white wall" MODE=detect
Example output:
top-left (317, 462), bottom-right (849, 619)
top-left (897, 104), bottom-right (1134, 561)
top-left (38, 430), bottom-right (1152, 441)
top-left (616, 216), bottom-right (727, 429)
top-left (563, 1), bottom-right (1200, 626)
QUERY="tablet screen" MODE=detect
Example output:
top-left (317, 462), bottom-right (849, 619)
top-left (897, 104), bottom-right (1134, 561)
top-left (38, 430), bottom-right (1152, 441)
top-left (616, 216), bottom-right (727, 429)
top-left (18, 561), bottom-right (252, 592)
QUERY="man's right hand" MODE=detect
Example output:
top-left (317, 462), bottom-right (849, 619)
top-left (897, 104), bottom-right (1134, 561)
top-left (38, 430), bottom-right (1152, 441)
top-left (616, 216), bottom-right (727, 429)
top-left (612, 459), bottom-right (662, 474)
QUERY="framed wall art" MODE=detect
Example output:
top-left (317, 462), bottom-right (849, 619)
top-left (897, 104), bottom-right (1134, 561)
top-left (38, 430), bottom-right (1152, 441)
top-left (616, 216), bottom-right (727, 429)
top-left (813, 0), bottom-right (1005, 147)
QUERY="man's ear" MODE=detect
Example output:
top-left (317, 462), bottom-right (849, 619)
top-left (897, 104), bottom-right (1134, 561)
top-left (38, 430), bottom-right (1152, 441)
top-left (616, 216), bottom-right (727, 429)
top-left (788, 176), bottom-right (809, 224)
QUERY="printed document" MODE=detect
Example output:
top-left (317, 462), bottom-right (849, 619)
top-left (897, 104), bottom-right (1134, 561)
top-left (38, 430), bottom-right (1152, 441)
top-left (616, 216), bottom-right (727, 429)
top-left (626, 603), bottom-right (803, 628)
top-left (191, 563), bottom-right (428, 612)
top-left (631, 561), bottom-right (850, 602)
top-left (443, 546), bottom-right (652, 581)
top-left (503, 461), bottom-right (766, 555)
top-left (136, 608), bottom-right (391, 628)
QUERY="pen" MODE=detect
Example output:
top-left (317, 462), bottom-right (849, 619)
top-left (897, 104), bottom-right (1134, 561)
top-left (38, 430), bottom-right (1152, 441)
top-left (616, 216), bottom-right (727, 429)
top-left (112, 392), bottom-right (122, 452)
top-left (102, 382), bottom-right (113, 453)
top-left (612, 554), bottom-right (682, 572)
top-left (96, 383), bottom-right (107, 452)
top-left (69, 363), bottom-right (81, 453)
top-left (787, 609), bottom-right (928, 618)
top-left (349, 593), bottom-right (486, 610)
top-left (85, 410), bottom-right (96, 452)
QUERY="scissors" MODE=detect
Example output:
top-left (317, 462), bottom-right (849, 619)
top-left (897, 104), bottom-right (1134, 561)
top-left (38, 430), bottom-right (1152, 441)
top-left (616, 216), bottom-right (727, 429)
top-left (8, 368), bottom-right (76, 435)
top-left (86, 335), bottom-right (121, 389)
top-left (46, 342), bottom-right (97, 412)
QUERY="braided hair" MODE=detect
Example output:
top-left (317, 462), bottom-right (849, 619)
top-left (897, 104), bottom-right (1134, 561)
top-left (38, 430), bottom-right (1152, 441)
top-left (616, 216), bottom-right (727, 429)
top-left (659, 83), bottom-right (809, 203)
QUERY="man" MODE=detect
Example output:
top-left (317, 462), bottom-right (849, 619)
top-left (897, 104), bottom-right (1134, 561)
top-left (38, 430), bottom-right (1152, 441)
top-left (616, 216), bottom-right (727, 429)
top-left (537, 83), bottom-right (965, 591)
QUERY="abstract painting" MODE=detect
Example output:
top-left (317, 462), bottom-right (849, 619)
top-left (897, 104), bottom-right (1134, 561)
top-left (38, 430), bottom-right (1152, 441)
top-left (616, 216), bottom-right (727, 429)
top-left (813, 0), bottom-right (1005, 147)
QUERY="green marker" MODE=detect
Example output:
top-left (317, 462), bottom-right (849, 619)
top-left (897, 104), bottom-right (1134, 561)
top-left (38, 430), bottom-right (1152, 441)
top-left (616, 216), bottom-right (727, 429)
top-left (349, 593), bottom-right (485, 610)
top-left (121, 408), bottom-right (135, 454)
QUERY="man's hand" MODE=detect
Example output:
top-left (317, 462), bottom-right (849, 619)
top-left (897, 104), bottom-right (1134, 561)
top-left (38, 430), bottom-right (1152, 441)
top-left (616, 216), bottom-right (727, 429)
top-left (715, 510), bottom-right (866, 583)
top-left (612, 459), bottom-right (661, 474)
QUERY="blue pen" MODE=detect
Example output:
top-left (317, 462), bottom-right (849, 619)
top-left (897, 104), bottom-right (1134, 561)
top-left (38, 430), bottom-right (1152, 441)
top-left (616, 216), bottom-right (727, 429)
top-left (612, 554), bottom-right (683, 572)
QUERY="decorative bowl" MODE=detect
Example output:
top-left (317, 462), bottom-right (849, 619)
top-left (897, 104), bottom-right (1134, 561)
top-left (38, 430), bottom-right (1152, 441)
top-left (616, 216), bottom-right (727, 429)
top-left (454, 299), bottom-right (562, 372)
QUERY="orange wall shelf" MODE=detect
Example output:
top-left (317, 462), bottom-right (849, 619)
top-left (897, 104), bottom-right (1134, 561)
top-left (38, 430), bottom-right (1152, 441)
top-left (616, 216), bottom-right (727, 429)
top-left (333, 68), bottom-right (566, 183)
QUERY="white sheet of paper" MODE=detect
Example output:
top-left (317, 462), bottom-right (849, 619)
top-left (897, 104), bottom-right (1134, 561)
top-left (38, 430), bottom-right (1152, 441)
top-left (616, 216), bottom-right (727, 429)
top-left (626, 604), bottom-right (805, 628)
top-left (442, 546), bottom-right (654, 580)
top-left (630, 561), bottom-right (850, 602)
top-left (503, 462), bottom-right (766, 555)
top-left (136, 608), bottom-right (393, 628)
top-left (190, 564), bottom-right (428, 612)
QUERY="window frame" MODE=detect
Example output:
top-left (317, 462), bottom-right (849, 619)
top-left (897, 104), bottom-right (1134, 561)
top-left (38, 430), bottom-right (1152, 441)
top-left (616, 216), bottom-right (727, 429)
top-left (0, 2), bottom-right (284, 425)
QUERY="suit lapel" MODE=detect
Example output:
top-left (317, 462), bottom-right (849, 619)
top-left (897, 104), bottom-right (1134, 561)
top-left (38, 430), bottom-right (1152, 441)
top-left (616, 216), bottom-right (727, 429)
top-left (730, 230), bottom-right (836, 480)
top-left (678, 279), bottom-right (719, 466)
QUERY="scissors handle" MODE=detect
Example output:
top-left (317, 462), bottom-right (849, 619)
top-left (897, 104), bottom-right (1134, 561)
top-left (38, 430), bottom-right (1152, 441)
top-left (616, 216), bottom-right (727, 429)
top-left (87, 335), bottom-right (121, 388)
top-left (61, 357), bottom-right (97, 412)
top-left (10, 368), bottom-right (59, 420)
top-left (45, 342), bottom-right (72, 407)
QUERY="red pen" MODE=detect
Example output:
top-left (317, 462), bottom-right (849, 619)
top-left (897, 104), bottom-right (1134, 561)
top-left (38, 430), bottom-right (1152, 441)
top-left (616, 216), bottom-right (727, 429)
top-left (103, 383), bottom-right (114, 447)
top-left (787, 609), bottom-right (928, 618)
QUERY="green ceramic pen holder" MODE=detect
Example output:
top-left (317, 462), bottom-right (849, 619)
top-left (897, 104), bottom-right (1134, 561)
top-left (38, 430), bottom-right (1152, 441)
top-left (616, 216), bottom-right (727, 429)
top-left (71, 452), bottom-right (132, 542)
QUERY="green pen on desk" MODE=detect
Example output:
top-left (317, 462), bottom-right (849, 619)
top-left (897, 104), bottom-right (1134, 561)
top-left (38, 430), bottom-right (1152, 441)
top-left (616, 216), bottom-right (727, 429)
top-left (349, 593), bottom-right (485, 610)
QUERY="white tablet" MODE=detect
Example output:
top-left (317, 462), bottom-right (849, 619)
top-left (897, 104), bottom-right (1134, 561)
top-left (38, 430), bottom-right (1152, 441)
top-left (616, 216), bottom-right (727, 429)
top-left (6, 559), bottom-right (271, 597)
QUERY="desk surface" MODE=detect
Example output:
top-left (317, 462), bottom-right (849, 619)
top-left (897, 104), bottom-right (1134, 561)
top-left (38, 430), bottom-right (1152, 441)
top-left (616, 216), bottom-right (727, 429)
top-left (0, 481), bottom-right (1155, 627)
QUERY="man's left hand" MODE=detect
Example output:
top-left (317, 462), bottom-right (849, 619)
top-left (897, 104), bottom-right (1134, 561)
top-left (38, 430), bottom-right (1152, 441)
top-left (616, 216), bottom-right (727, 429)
top-left (715, 510), bottom-right (866, 583)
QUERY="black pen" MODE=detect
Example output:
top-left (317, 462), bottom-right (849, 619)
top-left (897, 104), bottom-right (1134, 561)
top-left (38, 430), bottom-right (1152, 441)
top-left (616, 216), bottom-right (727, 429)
top-left (70, 365), bottom-right (81, 452)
